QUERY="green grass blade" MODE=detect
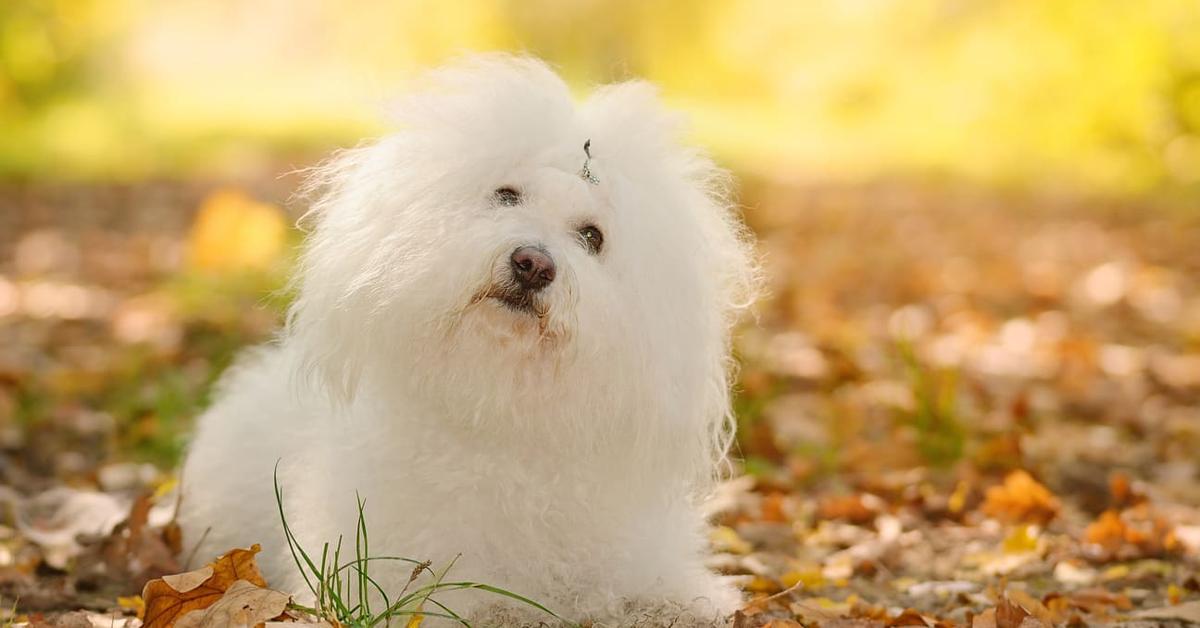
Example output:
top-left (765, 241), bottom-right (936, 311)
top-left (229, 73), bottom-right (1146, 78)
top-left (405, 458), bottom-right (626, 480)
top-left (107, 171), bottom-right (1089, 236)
top-left (273, 461), bottom-right (320, 600)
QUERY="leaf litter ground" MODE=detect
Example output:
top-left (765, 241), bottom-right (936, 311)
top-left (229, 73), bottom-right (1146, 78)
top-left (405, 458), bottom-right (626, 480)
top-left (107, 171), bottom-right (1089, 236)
top-left (0, 180), bottom-right (1197, 626)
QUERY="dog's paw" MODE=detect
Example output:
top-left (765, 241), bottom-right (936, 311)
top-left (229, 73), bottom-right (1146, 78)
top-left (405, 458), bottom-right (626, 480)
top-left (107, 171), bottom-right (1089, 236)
top-left (602, 598), bottom-right (731, 628)
top-left (466, 602), bottom-right (569, 628)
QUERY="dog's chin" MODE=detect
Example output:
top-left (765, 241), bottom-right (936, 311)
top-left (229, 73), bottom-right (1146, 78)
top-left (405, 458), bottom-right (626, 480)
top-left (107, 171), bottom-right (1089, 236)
top-left (472, 284), bottom-right (549, 322)
top-left (463, 284), bottom-right (571, 347)
top-left (491, 291), bottom-right (543, 317)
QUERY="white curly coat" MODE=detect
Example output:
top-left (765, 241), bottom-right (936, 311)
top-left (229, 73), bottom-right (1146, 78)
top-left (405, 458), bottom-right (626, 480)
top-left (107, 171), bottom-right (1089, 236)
top-left (178, 55), bottom-right (757, 627)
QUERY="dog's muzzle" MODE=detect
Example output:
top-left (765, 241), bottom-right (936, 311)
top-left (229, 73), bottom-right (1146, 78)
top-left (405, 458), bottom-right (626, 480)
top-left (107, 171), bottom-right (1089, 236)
top-left (483, 246), bottom-right (555, 316)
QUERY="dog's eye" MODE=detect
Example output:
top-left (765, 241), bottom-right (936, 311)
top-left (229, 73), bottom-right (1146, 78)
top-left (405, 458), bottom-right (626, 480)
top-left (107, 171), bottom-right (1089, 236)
top-left (577, 225), bottom-right (604, 255)
top-left (492, 187), bottom-right (522, 207)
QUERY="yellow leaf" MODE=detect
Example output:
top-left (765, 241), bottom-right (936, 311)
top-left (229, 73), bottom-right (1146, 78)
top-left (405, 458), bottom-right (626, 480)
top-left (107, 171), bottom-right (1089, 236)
top-left (187, 188), bottom-right (287, 273)
top-left (745, 576), bottom-right (779, 593)
top-left (1102, 564), bottom-right (1131, 581)
top-left (1002, 525), bottom-right (1040, 554)
top-left (709, 525), bottom-right (753, 555)
top-left (780, 569), bottom-right (826, 590)
top-left (117, 596), bottom-right (144, 615)
top-left (948, 480), bottom-right (969, 513)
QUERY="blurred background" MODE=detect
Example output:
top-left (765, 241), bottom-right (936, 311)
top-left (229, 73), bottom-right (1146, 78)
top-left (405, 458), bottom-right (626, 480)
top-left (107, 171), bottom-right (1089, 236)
top-left (1, 0), bottom-right (1200, 619)
top-left (3, 0), bottom-right (1200, 489)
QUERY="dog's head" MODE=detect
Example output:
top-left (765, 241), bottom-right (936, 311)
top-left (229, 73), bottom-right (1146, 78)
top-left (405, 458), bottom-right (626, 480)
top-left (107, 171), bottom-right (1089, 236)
top-left (288, 56), bottom-right (756, 480)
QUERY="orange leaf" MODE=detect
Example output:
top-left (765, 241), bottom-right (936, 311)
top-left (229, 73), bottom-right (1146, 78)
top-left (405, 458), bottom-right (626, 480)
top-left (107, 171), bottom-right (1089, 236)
top-left (175, 579), bottom-right (290, 628)
top-left (981, 470), bottom-right (1060, 525)
top-left (142, 544), bottom-right (270, 627)
top-left (817, 494), bottom-right (878, 524)
top-left (888, 608), bottom-right (931, 626)
top-left (1083, 510), bottom-right (1126, 552)
top-left (760, 492), bottom-right (788, 523)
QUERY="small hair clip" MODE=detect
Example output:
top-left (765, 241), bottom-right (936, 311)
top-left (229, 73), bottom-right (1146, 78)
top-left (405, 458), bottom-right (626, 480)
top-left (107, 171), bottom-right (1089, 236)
top-left (579, 140), bottom-right (599, 185)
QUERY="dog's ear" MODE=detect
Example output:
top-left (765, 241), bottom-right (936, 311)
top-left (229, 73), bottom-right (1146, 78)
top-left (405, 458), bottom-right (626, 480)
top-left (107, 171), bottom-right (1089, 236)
top-left (585, 81), bottom-right (761, 491)
top-left (286, 141), bottom-right (403, 405)
top-left (585, 78), bottom-right (759, 337)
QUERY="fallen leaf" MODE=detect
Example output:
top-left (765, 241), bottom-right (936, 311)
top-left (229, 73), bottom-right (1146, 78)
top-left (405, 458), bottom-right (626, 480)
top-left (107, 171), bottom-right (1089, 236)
top-left (175, 579), bottom-right (290, 628)
top-left (1052, 560), bottom-right (1096, 586)
top-left (15, 488), bottom-right (131, 569)
top-left (118, 595), bottom-right (145, 615)
top-left (1006, 589), bottom-right (1054, 627)
top-left (1132, 600), bottom-right (1200, 622)
top-left (971, 608), bottom-right (997, 628)
top-left (74, 492), bottom-right (182, 595)
top-left (142, 544), bottom-right (269, 627)
top-left (1107, 471), bottom-right (1144, 508)
top-left (780, 568), bottom-right (826, 590)
top-left (995, 595), bottom-right (1030, 628)
top-left (1001, 525), bottom-right (1040, 554)
top-left (760, 492), bottom-right (789, 523)
top-left (710, 526), bottom-right (753, 555)
top-left (887, 608), bottom-right (931, 626)
top-left (817, 494), bottom-right (879, 525)
top-left (1055, 588), bottom-right (1133, 614)
top-left (162, 566), bottom-right (215, 594)
top-left (1082, 505), bottom-right (1181, 560)
top-left (981, 471), bottom-right (1060, 525)
top-left (187, 188), bottom-right (287, 273)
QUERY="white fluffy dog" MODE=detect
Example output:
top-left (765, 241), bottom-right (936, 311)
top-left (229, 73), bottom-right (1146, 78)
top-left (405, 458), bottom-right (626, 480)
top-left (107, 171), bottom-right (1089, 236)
top-left (179, 55), bottom-right (756, 627)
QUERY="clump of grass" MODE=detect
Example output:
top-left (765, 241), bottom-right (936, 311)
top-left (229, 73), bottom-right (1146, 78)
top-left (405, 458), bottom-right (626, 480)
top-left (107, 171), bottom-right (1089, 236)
top-left (273, 465), bottom-right (570, 627)
top-left (895, 342), bottom-right (965, 467)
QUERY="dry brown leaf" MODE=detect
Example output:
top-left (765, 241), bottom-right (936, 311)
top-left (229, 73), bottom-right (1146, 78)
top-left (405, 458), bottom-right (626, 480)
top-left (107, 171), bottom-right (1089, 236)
top-left (163, 520), bottom-right (185, 556)
top-left (1064, 588), bottom-right (1132, 613)
top-left (1005, 589), bottom-right (1054, 627)
top-left (760, 492), bottom-right (788, 523)
top-left (817, 494), bottom-right (878, 525)
top-left (174, 579), bottom-right (290, 628)
top-left (971, 608), bottom-right (997, 628)
top-left (1132, 600), bottom-right (1200, 623)
top-left (73, 491), bottom-right (181, 593)
top-left (995, 596), bottom-right (1030, 628)
top-left (981, 471), bottom-right (1060, 525)
top-left (887, 608), bottom-right (931, 626)
top-left (1107, 471), bottom-right (1145, 509)
top-left (142, 544), bottom-right (269, 627)
top-left (162, 567), bottom-right (215, 594)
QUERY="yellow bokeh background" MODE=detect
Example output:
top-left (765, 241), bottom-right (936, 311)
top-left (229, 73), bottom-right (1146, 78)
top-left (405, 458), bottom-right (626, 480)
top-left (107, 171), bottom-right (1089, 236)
top-left (2, 0), bottom-right (1199, 194)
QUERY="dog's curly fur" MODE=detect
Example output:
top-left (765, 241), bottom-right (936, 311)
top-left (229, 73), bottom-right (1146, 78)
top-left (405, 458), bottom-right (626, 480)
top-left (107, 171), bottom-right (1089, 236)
top-left (178, 55), bottom-right (757, 627)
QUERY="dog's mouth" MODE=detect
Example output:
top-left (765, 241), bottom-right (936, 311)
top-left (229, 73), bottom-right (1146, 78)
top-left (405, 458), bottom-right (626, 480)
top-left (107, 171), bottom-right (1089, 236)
top-left (475, 284), bottom-right (547, 318)
top-left (461, 281), bottom-right (567, 343)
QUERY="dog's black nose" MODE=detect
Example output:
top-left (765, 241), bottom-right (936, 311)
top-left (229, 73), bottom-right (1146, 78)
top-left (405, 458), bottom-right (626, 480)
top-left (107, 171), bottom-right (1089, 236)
top-left (510, 246), bottom-right (556, 291)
